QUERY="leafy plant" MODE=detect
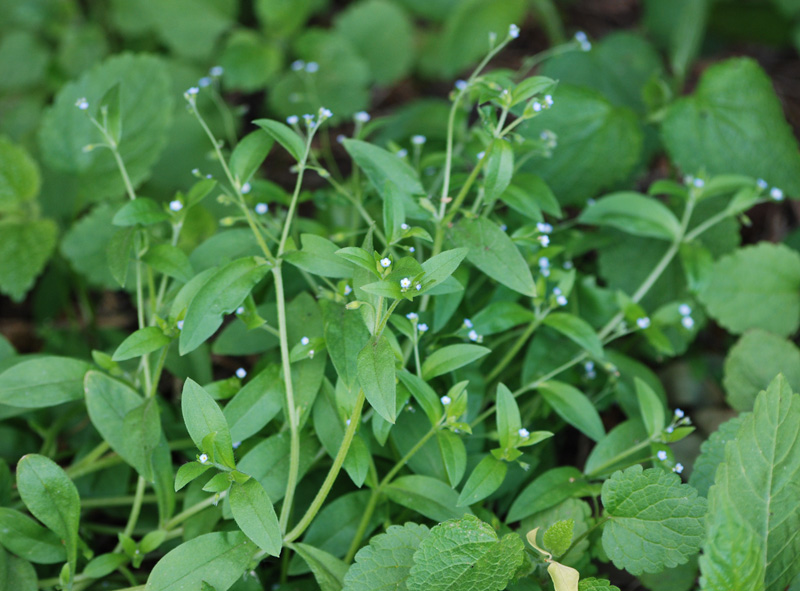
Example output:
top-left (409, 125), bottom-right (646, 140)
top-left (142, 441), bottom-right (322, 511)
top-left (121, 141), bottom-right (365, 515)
top-left (2, 1), bottom-right (800, 591)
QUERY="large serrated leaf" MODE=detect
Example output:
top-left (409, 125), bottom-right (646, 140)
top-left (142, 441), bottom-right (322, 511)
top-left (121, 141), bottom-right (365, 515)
top-left (0, 219), bottom-right (57, 302)
top-left (601, 465), bottom-right (707, 575)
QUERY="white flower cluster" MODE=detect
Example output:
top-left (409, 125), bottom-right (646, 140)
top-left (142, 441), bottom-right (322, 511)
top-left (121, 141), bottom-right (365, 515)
top-left (756, 178), bottom-right (785, 201)
top-left (574, 31), bottom-right (591, 51)
top-left (678, 303), bottom-right (694, 330)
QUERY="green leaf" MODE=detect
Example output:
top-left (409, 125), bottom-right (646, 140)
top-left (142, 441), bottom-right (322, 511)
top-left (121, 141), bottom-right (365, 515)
top-left (223, 365), bottom-right (282, 443)
top-left (2, 553), bottom-right (37, 591)
top-left (543, 519), bottom-right (574, 557)
top-left (699, 243), bottom-right (800, 337)
top-left (699, 511), bottom-right (765, 591)
top-left (143, 244), bottom-right (194, 283)
top-left (83, 553), bottom-right (128, 579)
top-left (601, 465), bottom-right (707, 575)
top-left (583, 419), bottom-right (649, 478)
top-left (450, 217), bottom-right (536, 297)
top-left (62, 204), bottom-right (124, 288)
top-left (357, 336), bottom-right (397, 424)
top-left (322, 301), bottom-right (370, 390)
top-left (113, 327), bottom-right (171, 361)
top-left (457, 455), bottom-right (508, 507)
top-left (333, 0), bottom-right (414, 86)
top-left (180, 256), bottom-right (272, 355)
top-left (229, 478), bottom-right (281, 556)
top-left (141, 0), bottom-right (236, 60)
top-left (579, 579), bottom-right (621, 591)
top-left (383, 182), bottom-right (406, 244)
top-left (384, 475), bottom-right (471, 522)
top-left (421, 344), bottom-right (490, 380)
top-left (700, 374), bottom-right (800, 591)
top-left (121, 397), bottom-right (162, 481)
top-left (496, 383), bottom-right (521, 450)
top-left (16, 455), bottom-right (80, 584)
top-left (507, 467), bottom-right (587, 523)
top-left (39, 54), bottom-right (173, 202)
top-left (437, 430), bottom-right (467, 487)
top-left (343, 522), bottom-right (430, 591)
top-left (397, 370), bottom-right (442, 426)
top-left (722, 330), bottom-right (800, 412)
top-left (519, 85), bottom-right (642, 205)
top-left (578, 192), bottom-right (681, 241)
top-left (181, 379), bottom-right (235, 468)
top-left (113, 198), bottom-right (170, 226)
top-left (634, 378), bottom-right (665, 437)
top-left (107, 227), bottom-right (135, 287)
top-left (0, 136), bottom-right (39, 213)
top-left (689, 416), bottom-right (743, 498)
top-left (406, 514), bottom-right (525, 591)
top-left (0, 357), bottom-right (91, 408)
top-left (145, 531), bottom-right (254, 591)
top-left (252, 119), bottom-right (306, 162)
top-left (538, 381), bottom-right (605, 442)
top-left (174, 462), bottom-right (212, 492)
top-left (663, 58), bottom-right (800, 197)
top-left (236, 432), bottom-right (319, 503)
top-left (285, 234), bottom-right (354, 278)
top-left (290, 543), bottom-right (348, 591)
top-left (501, 174), bottom-right (561, 221)
top-left (343, 139), bottom-right (424, 198)
top-left (230, 130), bottom-right (273, 184)
top-left (0, 508), bottom-right (66, 564)
top-left (219, 30), bottom-right (281, 92)
top-left (0, 219), bottom-right (57, 302)
top-left (542, 313), bottom-right (604, 360)
top-left (483, 140), bottom-right (514, 204)
top-left (419, 248), bottom-right (468, 293)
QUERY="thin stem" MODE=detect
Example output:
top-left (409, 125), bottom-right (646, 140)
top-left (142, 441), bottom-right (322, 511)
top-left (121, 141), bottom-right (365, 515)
top-left (283, 390), bottom-right (366, 543)
top-left (584, 439), bottom-right (654, 479)
top-left (163, 491), bottom-right (225, 531)
top-left (485, 317), bottom-right (541, 383)
top-left (114, 476), bottom-right (147, 552)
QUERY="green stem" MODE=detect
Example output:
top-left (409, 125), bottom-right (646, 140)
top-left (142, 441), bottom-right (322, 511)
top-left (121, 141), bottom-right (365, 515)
top-left (66, 453), bottom-right (122, 480)
top-left (114, 476), bottom-right (147, 553)
top-left (163, 491), bottom-right (225, 531)
top-left (80, 494), bottom-right (161, 508)
top-left (584, 439), bottom-right (654, 479)
top-left (283, 390), bottom-right (366, 543)
top-left (485, 317), bottom-right (541, 383)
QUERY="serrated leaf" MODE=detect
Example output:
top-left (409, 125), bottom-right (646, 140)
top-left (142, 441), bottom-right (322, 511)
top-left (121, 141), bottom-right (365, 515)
top-left (601, 465), bottom-right (707, 575)
top-left (406, 514), bottom-right (525, 591)
top-left (578, 192), bottom-right (681, 241)
top-left (384, 475), bottom-right (471, 522)
top-left (457, 455), bottom-right (507, 507)
top-left (229, 478), bottom-right (281, 556)
top-left (538, 381), bottom-right (605, 442)
top-left (662, 58), bottom-right (800, 196)
top-left (700, 374), bottom-right (800, 591)
top-left (699, 508), bottom-right (765, 591)
top-left (290, 543), bottom-right (348, 591)
top-left (0, 508), bottom-right (67, 564)
top-left (699, 243), bottom-right (800, 337)
top-left (578, 578), bottom-right (620, 591)
top-left (421, 344), bottom-right (490, 380)
top-left (0, 219), bottom-right (57, 302)
top-left (0, 357), bottom-right (91, 408)
top-left (542, 313), bottom-right (604, 360)
top-left (450, 217), bottom-right (536, 297)
top-left (113, 327), bottom-right (172, 361)
top-left (39, 54), bottom-right (173, 202)
top-left (343, 522), bottom-right (429, 591)
top-left (144, 531), bottom-right (253, 591)
top-left (0, 136), bottom-right (40, 213)
top-left (543, 519), bottom-right (574, 557)
top-left (688, 416), bottom-right (743, 498)
top-left (722, 330), bottom-right (800, 412)
top-left (180, 256), bottom-right (271, 355)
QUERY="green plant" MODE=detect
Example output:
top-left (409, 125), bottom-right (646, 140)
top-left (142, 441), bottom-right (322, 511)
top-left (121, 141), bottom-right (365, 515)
top-left (2, 1), bottom-right (800, 591)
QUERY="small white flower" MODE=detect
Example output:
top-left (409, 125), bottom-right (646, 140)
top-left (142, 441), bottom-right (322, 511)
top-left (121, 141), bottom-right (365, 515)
top-left (186, 87), bottom-right (199, 96)
top-left (666, 426), bottom-right (674, 433)
top-left (440, 395), bottom-right (451, 405)
top-left (255, 203), bottom-right (268, 215)
top-left (241, 182), bottom-right (251, 194)
top-left (489, 31), bottom-right (498, 44)
top-left (177, 320), bottom-right (184, 330)
top-left (286, 115), bottom-right (299, 125)
top-left (409, 247), bottom-right (416, 253)
top-left (587, 198), bottom-right (596, 206)
top-left (308, 349), bottom-right (315, 359)
top-left (673, 463), bottom-right (684, 474)
top-left (463, 318), bottom-right (473, 328)
top-left (336, 134), bottom-right (346, 144)
top-left (210, 66), bottom-right (224, 77)
top-left (544, 95), bottom-right (554, 107)
top-left (233, 441), bottom-right (242, 449)
top-left (401, 223), bottom-right (410, 230)
top-left (303, 113), bottom-right (315, 127)
top-left (169, 200), bottom-right (183, 212)
top-left (300, 336), bottom-right (310, 346)
top-left (681, 316), bottom-right (695, 330)
top-left (538, 235), bottom-right (550, 247)
top-left (532, 102), bottom-right (543, 112)
top-left (400, 277), bottom-right (412, 289)
top-left (305, 61), bottom-right (319, 73)
top-left (76, 98), bottom-right (89, 110)
top-left (455, 80), bottom-right (468, 91)
top-left (636, 317), bottom-right (651, 329)
top-left (418, 323), bottom-right (428, 332)
top-left (191, 168), bottom-right (200, 176)
top-left (396, 149), bottom-right (408, 158)
top-left (674, 408), bottom-right (685, 419)
top-left (553, 287), bottom-right (562, 295)
top-left (539, 257), bottom-right (550, 269)
top-left (354, 111), bottom-right (370, 123)
top-left (344, 284), bottom-right (352, 296)
top-left (468, 329), bottom-right (479, 342)
top-left (319, 107), bottom-right (333, 120)
top-left (757, 178), bottom-right (768, 190)
top-left (500, 224), bottom-right (507, 232)
top-left (657, 450), bottom-right (667, 461)
top-left (411, 135), bottom-right (426, 145)
top-left (406, 312), bottom-right (418, 321)
top-left (536, 222), bottom-right (553, 234)
top-left (542, 268), bottom-right (551, 277)
top-left (770, 187), bottom-right (785, 201)
top-left (476, 151), bottom-right (485, 160)
top-left (556, 294), bottom-right (568, 306)
top-left (509, 24), bottom-right (520, 38)
top-left (415, 283), bottom-right (421, 290)
top-left (236, 306), bottom-right (245, 315)
top-left (345, 419), bottom-right (351, 426)
top-left (199, 453), bottom-right (209, 464)
top-left (198, 77), bottom-right (212, 88)
top-left (574, 31), bottom-right (587, 42)
top-left (291, 60), bottom-right (305, 71)
top-left (380, 257), bottom-right (391, 268)
top-left (518, 428), bottom-right (529, 438)
top-left (236, 367), bottom-right (247, 379)
top-left (563, 261), bottom-right (574, 270)
top-left (678, 304), bottom-right (692, 316)
top-left (693, 178), bottom-right (705, 188)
